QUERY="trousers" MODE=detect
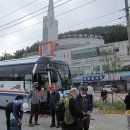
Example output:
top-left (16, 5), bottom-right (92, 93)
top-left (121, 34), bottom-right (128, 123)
top-left (29, 104), bottom-right (39, 123)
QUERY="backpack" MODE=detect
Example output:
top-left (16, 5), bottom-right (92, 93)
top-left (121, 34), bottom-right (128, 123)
top-left (10, 119), bottom-right (21, 130)
top-left (55, 97), bottom-right (74, 125)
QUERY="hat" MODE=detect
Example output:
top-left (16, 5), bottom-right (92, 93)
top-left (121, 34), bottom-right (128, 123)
top-left (33, 82), bottom-right (38, 87)
top-left (22, 103), bottom-right (29, 112)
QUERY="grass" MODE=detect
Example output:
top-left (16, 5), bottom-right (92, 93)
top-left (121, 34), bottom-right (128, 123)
top-left (93, 100), bottom-right (125, 110)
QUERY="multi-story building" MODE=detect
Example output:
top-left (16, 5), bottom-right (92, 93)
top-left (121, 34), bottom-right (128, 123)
top-left (55, 36), bottom-right (130, 76)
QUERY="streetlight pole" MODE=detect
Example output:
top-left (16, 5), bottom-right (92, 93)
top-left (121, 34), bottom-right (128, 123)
top-left (125, 0), bottom-right (130, 54)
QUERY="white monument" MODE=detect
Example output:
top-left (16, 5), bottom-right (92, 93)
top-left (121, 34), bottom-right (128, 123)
top-left (43, 0), bottom-right (58, 42)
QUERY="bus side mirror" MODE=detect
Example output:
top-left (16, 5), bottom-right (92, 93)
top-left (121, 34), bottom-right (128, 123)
top-left (51, 70), bottom-right (58, 83)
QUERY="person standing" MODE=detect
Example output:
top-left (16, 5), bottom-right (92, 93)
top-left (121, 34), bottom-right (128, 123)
top-left (49, 89), bottom-right (60, 128)
top-left (39, 86), bottom-right (48, 118)
top-left (124, 91), bottom-right (130, 130)
top-left (101, 89), bottom-right (108, 102)
top-left (84, 82), bottom-right (94, 112)
top-left (28, 82), bottom-right (40, 127)
top-left (77, 86), bottom-right (92, 130)
top-left (62, 88), bottom-right (85, 130)
top-left (5, 101), bottom-right (28, 130)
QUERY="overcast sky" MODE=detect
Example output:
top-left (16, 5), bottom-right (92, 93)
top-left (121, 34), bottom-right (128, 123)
top-left (0, 0), bottom-right (129, 55)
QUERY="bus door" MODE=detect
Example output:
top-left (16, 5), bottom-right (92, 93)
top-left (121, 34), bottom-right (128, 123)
top-left (24, 74), bottom-right (33, 93)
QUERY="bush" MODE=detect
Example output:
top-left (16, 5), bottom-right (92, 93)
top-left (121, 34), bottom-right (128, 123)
top-left (93, 100), bottom-right (125, 110)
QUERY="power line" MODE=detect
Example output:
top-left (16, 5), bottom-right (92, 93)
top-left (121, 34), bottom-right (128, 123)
top-left (0, 0), bottom-right (98, 37)
top-left (0, 0), bottom-right (40, 19)
top-left (59, 9), bottom-right (125, 31)
top-left (0, 19), bottom-right (126, 49)
top-left (56, 0), bottom-right (97, 17)
top-left (0, 19), bottom-right (127, 53)
top-left (0, 21), bottom-right (42, 37)
top-left (99, 16), bottom-right (126, 25)
top-left (0, 6), bottom-right (124, 37)
top-left (0, 0), bottom-right (72, 31)
top-left (0, 0), bottom-right (64, 28)
top-left (0, 35), bottom-right (42, 49)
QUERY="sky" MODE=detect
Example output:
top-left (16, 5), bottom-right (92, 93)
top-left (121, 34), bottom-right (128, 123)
top-left (0, 0), bottom-right (129, 55)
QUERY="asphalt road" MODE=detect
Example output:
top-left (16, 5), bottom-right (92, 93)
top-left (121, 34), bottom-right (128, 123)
top-left (0, 108), bottom-right (128, 130)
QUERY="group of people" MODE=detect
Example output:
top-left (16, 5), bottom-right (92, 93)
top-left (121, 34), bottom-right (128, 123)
top-left (5, 81), bottom-right (50, 130)
top-left (5, 81), bottom-right (94, 130)
top-left (48, 82), bottom-right (94, 130)
top-left (4, 79), bottom-right (130, 130)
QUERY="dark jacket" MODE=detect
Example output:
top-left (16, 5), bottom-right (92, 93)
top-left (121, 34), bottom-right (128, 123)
top-left (124, 93), bottom-right (130, 110)
top-left (101, 90), bottom-right (108, 98)
top-left (6, 101), bottom-right (23, 121)
top-left (63, 95), bottom-right (84, 129)
top-left (50, 91), bottom-right (60, 108)
top-left (77, 94), bottom-right (92, 113)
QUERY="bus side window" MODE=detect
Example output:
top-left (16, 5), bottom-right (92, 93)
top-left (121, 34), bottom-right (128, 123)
top-left (25, 75), bottom-right (32, 92)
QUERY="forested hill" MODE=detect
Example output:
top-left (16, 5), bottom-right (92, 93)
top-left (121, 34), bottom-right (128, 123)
top-left (58, 25), bottom-right (128, 43)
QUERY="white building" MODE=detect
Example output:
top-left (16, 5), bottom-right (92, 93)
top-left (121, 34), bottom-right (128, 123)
top-left (55, 37), bottom-right (130, 75)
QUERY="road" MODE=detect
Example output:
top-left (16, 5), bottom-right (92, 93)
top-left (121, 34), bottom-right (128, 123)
top-left (0, 108), bottom-right (127, 130)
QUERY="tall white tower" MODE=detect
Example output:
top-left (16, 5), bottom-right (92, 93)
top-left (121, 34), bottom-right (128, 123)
top-left (43, 0), bottom-right (58, 42)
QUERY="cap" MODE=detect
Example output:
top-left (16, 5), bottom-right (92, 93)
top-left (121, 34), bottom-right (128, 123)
top-left (22, 103), bottom-right (29, 112)
top-left (33, 82), bottom-right (38, 87)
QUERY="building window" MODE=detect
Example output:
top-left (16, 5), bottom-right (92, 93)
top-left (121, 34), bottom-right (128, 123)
top-left (80, 66), bottom-right (91, 70)
top-left (71, 48), bottom-right (98, 60)
top-left (72, 60), bottom-right (81, 65)
top-left (114, 48), bottom-right (119, 52)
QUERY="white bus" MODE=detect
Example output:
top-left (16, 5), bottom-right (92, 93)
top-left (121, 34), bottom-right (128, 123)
top-left (0, 56), bottom-right (72, 108)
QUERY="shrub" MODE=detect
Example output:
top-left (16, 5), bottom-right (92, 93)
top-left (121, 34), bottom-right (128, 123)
top-left (93, 100), bottom-right (125, 110)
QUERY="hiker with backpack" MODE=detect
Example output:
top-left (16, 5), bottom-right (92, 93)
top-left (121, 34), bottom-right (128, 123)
top-left (60, 88), bottom-right (86, 130)
top-left (77, 86), bottom-right (92, 130)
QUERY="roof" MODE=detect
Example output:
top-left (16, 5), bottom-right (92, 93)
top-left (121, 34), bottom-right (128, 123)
top-left (0, 56), bottom-right (66, 67)
top-left (117, 71), bottom-right (130, 76)
top-left (0, 56), bottom-right (40, 67)
top-left (72, 71), bottom-right (130, 83)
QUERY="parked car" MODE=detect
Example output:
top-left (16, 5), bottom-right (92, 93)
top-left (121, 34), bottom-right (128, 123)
top-left (103, 85), bottom-right (120, 93)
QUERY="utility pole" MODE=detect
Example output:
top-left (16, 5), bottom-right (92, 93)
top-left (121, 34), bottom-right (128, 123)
top-left (125, 0), bottom-right (130, 54)
top-left (2, 50), bottom-right (7, 60)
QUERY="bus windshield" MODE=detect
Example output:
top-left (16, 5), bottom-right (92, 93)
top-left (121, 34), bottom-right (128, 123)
top-left (54, 63), bottom-right (71, 88)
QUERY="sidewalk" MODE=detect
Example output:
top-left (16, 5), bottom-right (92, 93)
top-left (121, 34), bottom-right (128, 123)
top-left (0, 109), bottom-right (128, 130)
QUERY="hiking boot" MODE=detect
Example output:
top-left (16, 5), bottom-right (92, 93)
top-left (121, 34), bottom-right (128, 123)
top-left (50, 124), bottom-right (55, 127)
top-left (56, 124), bottom-right (61, 128)
top-left (34, 122), bottom-right (40, 125)
top-left (29, 123), bottom-right (35, 127)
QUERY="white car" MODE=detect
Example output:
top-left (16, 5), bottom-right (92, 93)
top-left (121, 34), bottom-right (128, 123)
top-left (103, 85), bottom-right (119, 93)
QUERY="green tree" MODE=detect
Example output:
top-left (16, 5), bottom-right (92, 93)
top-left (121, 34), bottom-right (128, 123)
top-left (59, 25), bottom-right (127, 43)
